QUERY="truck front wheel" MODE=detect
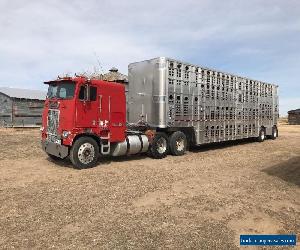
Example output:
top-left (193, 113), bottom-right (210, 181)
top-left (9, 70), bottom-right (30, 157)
top-left (148, 132), bottom-right (168, 159)
top-left (70, 137), bottom-right (99, 169)
top-left (169, 131), bottom-right (187, 156)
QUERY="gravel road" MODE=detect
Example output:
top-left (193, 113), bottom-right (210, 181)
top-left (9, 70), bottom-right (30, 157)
top-left (0, 125), bottom-right (299, 249)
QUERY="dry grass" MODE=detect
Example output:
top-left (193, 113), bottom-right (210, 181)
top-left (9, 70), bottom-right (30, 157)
top-left (0, 125), bottom-right (299, 249)
top-left (279, 117), bottom-right (289, 125)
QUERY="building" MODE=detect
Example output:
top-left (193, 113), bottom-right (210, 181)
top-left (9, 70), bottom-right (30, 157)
top-left (0, 87), bottom-right (46, 127)
top-left (78, 67), bottom-right (128, 90)
top-left (102, 67), bottom-right (128, 83)
top-left (102, 67), bottom-right (128, 92)
top-left (288, 109), bottom-right (300, 125)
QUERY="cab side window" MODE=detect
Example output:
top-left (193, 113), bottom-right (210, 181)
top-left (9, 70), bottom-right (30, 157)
top-left (90, 86), bottom-right (97, 101)
top-left (78, 85), bottom-right (97, 101)
top-left (79, 85), bottom-right (86, 100)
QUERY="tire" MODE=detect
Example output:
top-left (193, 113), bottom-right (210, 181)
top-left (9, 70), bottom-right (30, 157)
top-left (47, 153), bottom-right (62, 161)
top-left (270, 126), bottom-right (278, 140)
top-left (169, 131), bottom-right (187, 156)
top-left (148, 132), bottom-right (168, 159)
top-left (257, 127), bottom-right (266, 142)
top-left (70, 137), bottom-right (99, 169)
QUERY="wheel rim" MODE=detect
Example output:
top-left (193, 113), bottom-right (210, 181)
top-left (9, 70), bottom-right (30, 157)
top-left (78, 143), bottom-right (95, 164)
top-left (274, 129), bottom-right (277, 137)
top-left (176, 137), bottom-right (185, 151)
top-left (156, 137), bottom-right (167, 154)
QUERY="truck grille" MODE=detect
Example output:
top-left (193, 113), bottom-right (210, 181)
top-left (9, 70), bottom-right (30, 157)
top-left (47, 109), bottom-right (59, 142)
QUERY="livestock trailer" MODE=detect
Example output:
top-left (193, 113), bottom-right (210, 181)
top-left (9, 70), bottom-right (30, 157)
top-left (128, 57), bottom-right (279, 145)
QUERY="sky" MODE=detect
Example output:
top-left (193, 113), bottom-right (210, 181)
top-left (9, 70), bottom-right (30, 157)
top-left (0, 0), bottom-right (299, 115)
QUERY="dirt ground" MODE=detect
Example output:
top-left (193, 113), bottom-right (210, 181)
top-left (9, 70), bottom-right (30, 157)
top-left (0, 125), bottom-right (299, 249)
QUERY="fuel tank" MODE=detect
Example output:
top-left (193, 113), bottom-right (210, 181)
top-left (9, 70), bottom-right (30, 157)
top-left (110, 135), bottom-right (149, 157)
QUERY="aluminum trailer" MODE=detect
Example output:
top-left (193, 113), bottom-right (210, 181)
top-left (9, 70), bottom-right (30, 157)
top-left (128, 57), bottom-right (279, 146)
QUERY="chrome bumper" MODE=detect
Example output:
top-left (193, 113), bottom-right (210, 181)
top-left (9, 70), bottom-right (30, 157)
top-left (42, 140), bottom-right (69, 159)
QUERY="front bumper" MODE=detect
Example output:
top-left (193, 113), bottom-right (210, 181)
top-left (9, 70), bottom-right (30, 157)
top-left (42, 140), bottom-right (69, 159)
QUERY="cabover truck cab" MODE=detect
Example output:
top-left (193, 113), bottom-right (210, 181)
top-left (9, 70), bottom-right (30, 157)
top-left (42, 57), bottom-right (279, 169)
top-left (41, 77), bottom-right (149, 169)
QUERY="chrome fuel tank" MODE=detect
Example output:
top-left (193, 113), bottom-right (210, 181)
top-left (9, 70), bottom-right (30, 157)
top-left (111, 135), bottom-right (149, 157)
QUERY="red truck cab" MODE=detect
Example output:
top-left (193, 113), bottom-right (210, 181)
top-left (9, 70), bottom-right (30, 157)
top-left (41, 77), bottom-right (127, 168)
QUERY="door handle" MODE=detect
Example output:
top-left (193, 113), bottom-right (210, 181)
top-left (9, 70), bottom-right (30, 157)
top-left (99, 95), bottom-right (102, 113)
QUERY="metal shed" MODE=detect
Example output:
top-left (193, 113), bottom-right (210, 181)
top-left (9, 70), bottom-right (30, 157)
top-left (288, 109), bottom-right (300, 125)
top-left (0, 87), bottom-right (46, 127)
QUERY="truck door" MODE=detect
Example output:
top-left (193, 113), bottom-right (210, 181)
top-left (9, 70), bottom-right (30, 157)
top-left (99, 85), bottom-right (126, 142)
top-left (98, 91), bottom-right (109, 130)
top-left (76, 84), bottom-right (98, 128)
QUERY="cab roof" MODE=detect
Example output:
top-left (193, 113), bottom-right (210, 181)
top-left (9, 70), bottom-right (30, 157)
top-left (44, 77), bottom-right (125, 90)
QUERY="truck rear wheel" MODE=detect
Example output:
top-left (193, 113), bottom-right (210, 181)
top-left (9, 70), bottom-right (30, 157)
top-left (169, 131), bottom-right (187, 156)
top-left (148, 132), bottom-right (168, 159)
top-left (257, 127), bottom-right (266, 142)
top-left (70, 137), bottom-right (99, 169)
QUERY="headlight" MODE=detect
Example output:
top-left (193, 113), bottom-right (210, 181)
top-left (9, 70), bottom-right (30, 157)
top-left (62, 130), bottom-right (71, 138)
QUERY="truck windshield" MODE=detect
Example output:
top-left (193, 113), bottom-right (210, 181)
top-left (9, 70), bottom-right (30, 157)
top-left (47, 82), bottom-right (76, 99)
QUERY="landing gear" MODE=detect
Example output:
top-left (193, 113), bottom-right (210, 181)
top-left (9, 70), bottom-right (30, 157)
top-left (70, 137), bottom-right (99, 169)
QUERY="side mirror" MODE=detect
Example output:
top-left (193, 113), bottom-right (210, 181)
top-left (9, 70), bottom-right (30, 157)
top-left (79, 84), bottom-right (93, 102)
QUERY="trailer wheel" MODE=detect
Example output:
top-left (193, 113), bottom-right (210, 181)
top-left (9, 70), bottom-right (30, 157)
top-left (148, 132), bottom-right (168, 159)
top-left (70, 137), bottom-right (99, 169)
top-left (270, 126), bottom-right (278, 140)
top-left (169, 131), bottom-right (187, 156)
top-left (257, 127), bottom-right (266, 142)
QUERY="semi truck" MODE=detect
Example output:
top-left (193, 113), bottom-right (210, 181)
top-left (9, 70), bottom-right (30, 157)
top-left (41, 57), bottom-right (279, 169)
